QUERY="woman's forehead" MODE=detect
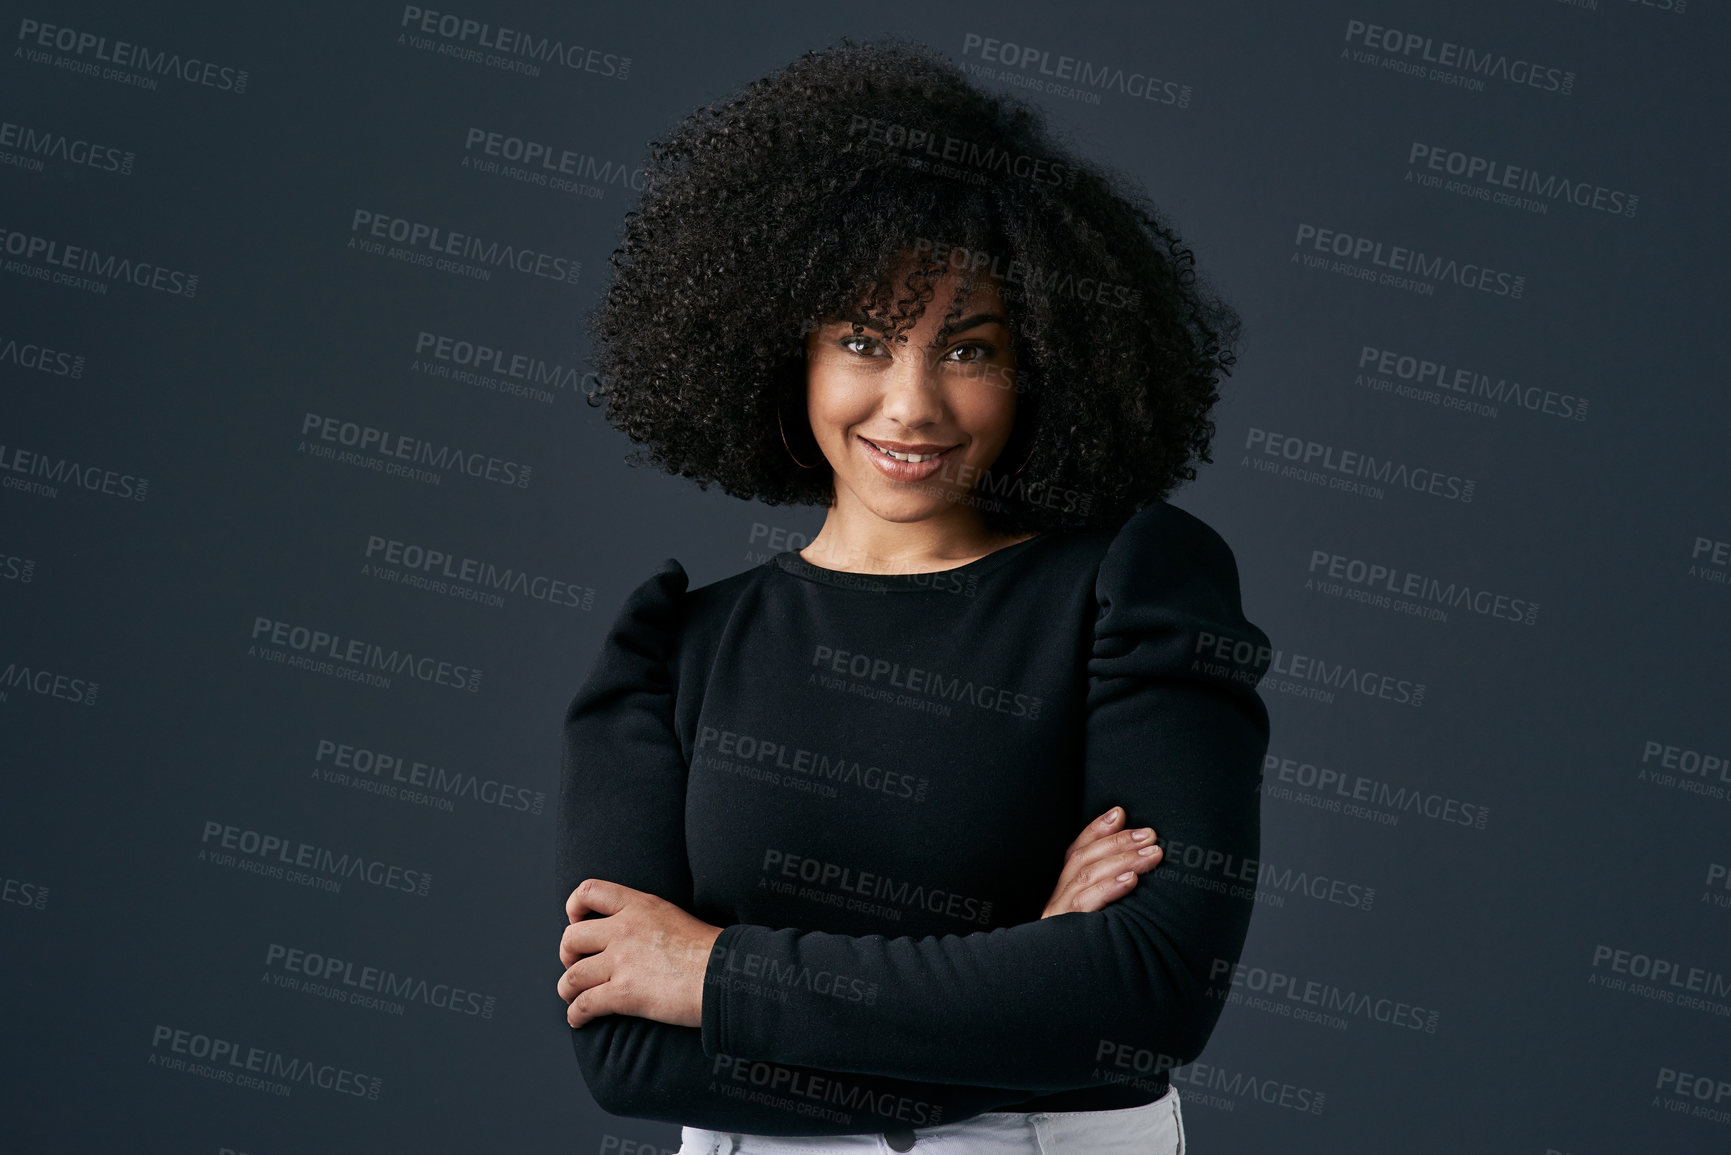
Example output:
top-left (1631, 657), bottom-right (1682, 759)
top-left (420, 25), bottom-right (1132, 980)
top-left (859, 262), bottom-right (1006, 311)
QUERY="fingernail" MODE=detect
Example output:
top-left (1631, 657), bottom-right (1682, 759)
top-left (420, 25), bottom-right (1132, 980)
top-left (1138, 845), bottom-right (1158, 857)
top-left (1131, 828), bottom-right (1149, 841)
top-left (1116, 871), bottom-right (1134, 882)
top-left (1103, 808), bottom-right (1120, 825)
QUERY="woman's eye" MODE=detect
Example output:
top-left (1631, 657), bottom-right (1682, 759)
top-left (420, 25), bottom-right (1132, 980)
top-left (839, 335), bottom-right (883, 356)
top-left (946, 342), bottom-right (992, 363)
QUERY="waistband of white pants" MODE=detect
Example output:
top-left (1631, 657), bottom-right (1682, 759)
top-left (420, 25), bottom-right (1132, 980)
top-left (677, 1084), bottom-right (1180, 1155)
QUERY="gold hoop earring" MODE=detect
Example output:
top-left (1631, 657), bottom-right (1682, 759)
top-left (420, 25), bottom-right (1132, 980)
top-left (776, 399), bottom-right (819, 470)
top-left (1001, 432), bottom-right (1035, 476)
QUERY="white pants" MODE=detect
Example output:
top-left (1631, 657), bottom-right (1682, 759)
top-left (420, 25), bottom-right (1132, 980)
top-left (677, 1087), bottom-right (1185, 1154)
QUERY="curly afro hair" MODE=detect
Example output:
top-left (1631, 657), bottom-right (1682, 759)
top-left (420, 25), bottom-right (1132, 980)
top-left (586, 35), bottom-right (1242, 535)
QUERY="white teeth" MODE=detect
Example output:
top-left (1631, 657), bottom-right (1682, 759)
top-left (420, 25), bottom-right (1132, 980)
top-left (870, 441), bottom-right (944, 463)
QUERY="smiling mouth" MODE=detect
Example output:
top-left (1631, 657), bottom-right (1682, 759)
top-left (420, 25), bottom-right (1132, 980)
top-left (859, 437), bottom-right (958, 464)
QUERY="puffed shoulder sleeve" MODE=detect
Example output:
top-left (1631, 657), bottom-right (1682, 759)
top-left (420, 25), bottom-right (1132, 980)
top-left (557, 558), bottom-right (692, 907)
top-left (557, 561), bottom-right (1064, 1131)
top-left (697, 501), bottom-right (1275, 1090)
top-left (1091, 500), bottom-right (1272, 736)
top-left (1083, 500), bottom-right (1274, 1052)
top-left (1093, 502), bottom-right (1274, 692)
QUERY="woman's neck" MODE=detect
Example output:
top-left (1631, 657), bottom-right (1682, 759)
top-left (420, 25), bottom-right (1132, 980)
top-left (797, 496), bottom-right (1034, 575)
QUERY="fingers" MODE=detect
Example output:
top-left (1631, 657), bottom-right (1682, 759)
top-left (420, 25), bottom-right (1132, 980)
top-left (562, 970), bottom-right (624, 1028)
top-left (555, 951), bottom-right (612, 1006)
top-left (1078, 843), bottom-right (1162, 905)
top-left (1067, 824), bottom-right (1162, 879)
top-left (1045, 858), bottom-right (1145, 918)
top-left (559, 917), bottom-right (611, 967)
top-left (565, 877), bottom-right (630, 923)
top-left (1063, 806), bottom-right (1127, 858)
top-left (1069, 866), bottom-right (1142, 913)
top-left (567, 981), bottom-right (620, 1029)
top-left (1047, 824), bottom-right (1164, 916)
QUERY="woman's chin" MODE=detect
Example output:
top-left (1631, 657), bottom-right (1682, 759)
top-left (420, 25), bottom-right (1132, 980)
top-left (849, 480), bottom-right (968, 523)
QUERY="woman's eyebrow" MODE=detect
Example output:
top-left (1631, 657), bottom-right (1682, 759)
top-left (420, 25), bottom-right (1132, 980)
top-left (837, 310), bottom-right (885, 333)
top-left (936, 312), bottom-right (1008, 338)
top-left (825, 310), bottom-right (1008, 339)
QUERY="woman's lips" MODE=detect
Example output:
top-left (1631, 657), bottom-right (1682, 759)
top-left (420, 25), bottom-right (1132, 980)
top-left (858, 436), bottom-right (957, 483)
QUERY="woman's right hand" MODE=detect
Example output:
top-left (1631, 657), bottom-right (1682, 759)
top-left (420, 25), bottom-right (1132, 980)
top-left (1041, 806), bottom-right (1163, 918)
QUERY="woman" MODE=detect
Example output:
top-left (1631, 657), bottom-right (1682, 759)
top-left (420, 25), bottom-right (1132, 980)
top-left (554, 37), bottom-right (1272, 1155)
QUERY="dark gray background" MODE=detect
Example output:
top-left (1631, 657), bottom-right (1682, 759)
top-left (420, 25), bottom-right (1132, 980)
top-left (3, 1), bottom-right (1728, 1151)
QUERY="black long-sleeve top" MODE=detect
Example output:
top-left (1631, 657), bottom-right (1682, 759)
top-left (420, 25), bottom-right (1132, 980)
top-left (555, 500), bottom-right (1274, 1136)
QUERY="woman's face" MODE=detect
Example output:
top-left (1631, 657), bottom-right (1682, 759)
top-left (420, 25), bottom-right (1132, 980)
top-left (802, 268), bottom-right (1020, 525)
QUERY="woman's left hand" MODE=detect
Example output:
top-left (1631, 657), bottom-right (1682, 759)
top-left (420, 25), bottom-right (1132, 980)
top-left (557, 878), bottom-right (725, 1029)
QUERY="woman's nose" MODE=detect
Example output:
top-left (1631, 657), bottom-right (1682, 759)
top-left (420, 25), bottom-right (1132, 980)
top-left (876, 356), bottom-right (945, 425)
